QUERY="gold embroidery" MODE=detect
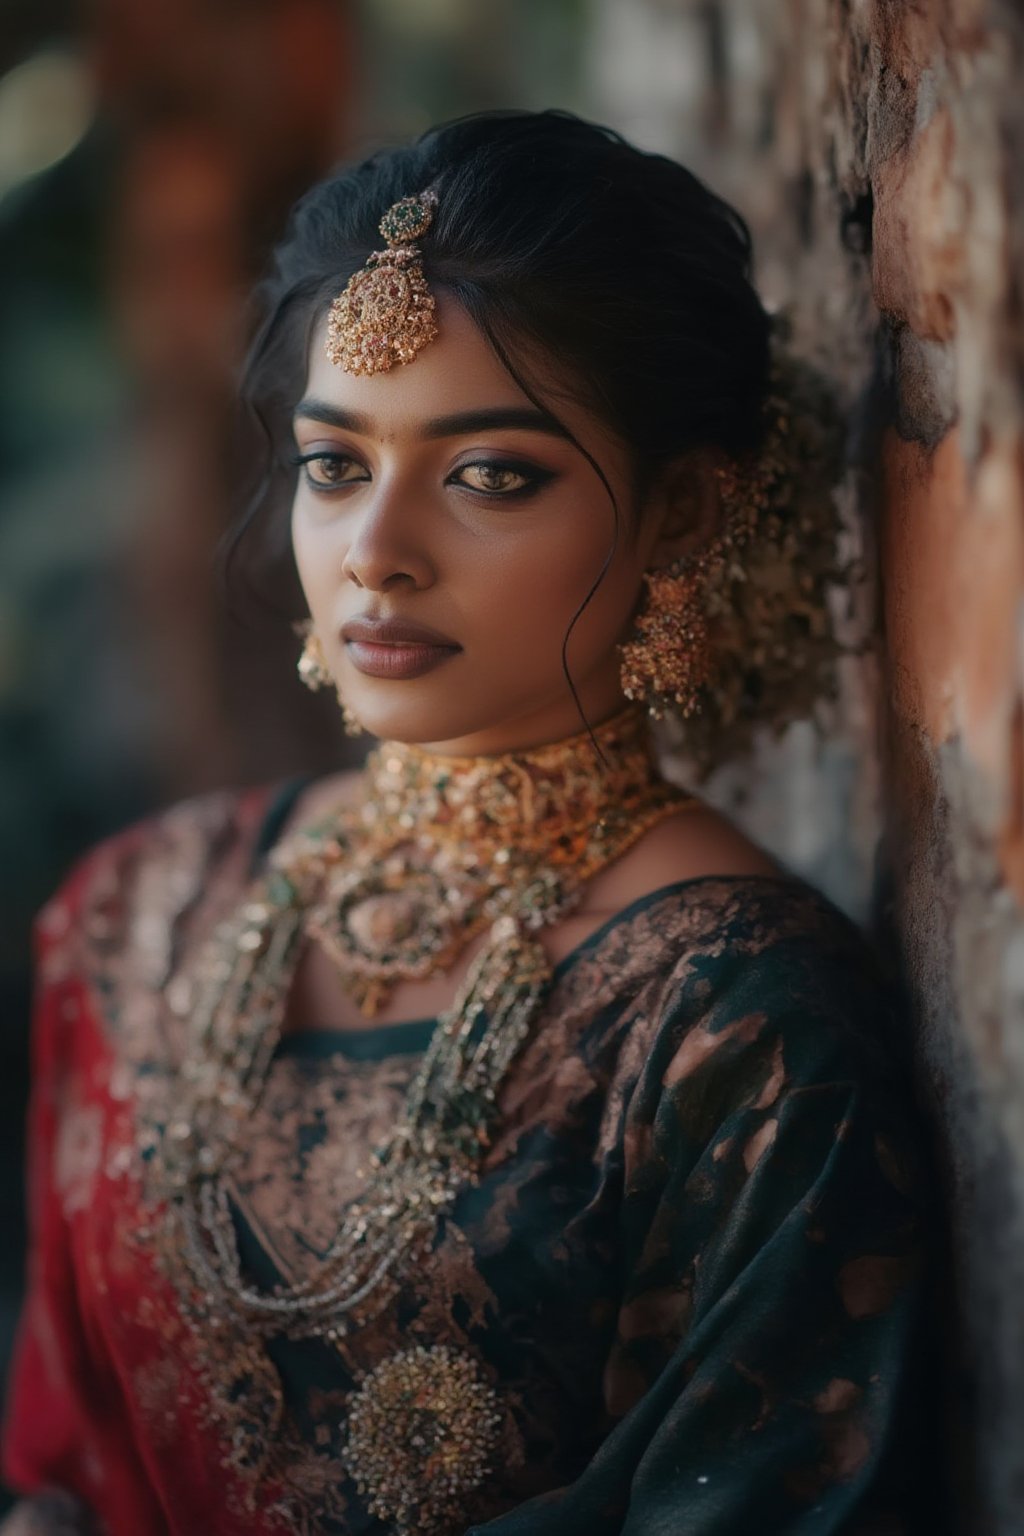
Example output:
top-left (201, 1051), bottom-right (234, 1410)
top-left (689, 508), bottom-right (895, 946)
top-left (234, 1053), bottom-right (417, 1281)
top-left (69, 785), bottom-right (833, 1532)
top-left (344, 1345), bottom-right (506, 1536)
top-left (151, 711), bottom-right (692, 1368)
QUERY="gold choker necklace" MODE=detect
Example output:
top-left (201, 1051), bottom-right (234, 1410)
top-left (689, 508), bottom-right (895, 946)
top-left (297, 704), bottom-right (687, 1016)
top-left (157, 706), bottom-right (693, 1469)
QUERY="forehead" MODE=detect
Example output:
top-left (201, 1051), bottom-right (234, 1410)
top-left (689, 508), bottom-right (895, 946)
top-left (302, 295), bottom-right (533, 433)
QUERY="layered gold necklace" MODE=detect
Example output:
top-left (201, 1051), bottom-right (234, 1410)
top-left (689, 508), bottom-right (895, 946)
top-left (160, 706), bottom-right (692, 1345)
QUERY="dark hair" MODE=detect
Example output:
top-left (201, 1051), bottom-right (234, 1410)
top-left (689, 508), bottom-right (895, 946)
top-left (226, 108), bottom-right (773, 628)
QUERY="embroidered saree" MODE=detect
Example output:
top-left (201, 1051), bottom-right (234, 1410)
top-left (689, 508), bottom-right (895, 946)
top-left (1, 779), bottom-right (931, 1534)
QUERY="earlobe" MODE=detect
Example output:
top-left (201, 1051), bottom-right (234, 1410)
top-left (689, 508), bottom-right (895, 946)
top-left (645, 451), bottom-right (725, 572)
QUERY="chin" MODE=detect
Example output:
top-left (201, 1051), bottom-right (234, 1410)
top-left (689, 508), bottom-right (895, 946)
top-left (343, 692), bottom-right (485, 747)
top-left (347, 683), bottom-right (557, 752)
top-left (341, 668), bottom-right (587, 752)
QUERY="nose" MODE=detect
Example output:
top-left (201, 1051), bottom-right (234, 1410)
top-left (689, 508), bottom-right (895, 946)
top-left (341, 481), bottom-right (436, 593)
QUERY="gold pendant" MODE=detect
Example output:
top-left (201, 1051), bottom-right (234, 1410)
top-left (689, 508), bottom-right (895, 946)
top-left (344, 1345), bottom-right (511, 1536)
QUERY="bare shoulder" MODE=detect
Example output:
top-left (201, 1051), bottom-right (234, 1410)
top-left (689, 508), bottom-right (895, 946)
top-left (643, 797), bottom-right (783, 880)
top-left (585, 795), bottom-right (783, 914)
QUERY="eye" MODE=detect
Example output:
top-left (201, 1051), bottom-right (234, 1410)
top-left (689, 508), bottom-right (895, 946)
top-left (450, 460), bottom-right (554, 499)
top-left (290, 451), bottom-right (369, 490)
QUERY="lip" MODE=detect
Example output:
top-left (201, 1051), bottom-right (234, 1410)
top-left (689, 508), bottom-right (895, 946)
top-left (341, 615), bottom-right (461, 680)
top-left (342, 616), bottom-right (460, 647)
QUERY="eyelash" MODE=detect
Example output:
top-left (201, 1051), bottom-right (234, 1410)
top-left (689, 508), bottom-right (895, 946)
top-left (288, 452), bottom-right (555, 503)
top-left (289, 452), bottom-right (367, 490)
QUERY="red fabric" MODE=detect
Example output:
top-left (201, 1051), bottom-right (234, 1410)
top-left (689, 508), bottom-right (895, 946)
top-left (1, 806), bottom-right (291, 1536)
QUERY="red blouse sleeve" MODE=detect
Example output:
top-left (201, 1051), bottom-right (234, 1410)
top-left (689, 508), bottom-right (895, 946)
top-left (1, 861), bottom-right (104, 1518)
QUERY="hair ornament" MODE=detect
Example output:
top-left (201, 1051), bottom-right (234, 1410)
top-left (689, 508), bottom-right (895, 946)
top-left (325, 188), bottom-right (440, 375)
top-left (620, 311), bottom-right (864, 779)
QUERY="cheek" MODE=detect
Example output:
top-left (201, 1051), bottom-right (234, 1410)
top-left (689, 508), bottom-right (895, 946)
top-left (473, 503), bottom-right (607, 603)
top-left (460, 541), bottom-right (584, 646)
top-left (458, 522), bottom-right (642, 659)
top-left (290, 519), bottom-right (313, 604)
top-left (291, 500), bottom-right (335, 604)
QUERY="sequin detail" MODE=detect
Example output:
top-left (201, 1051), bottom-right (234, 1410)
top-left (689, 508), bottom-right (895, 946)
top-left (145, 710), bottom-right (692, 1456)
top-left (345, 1345), bottom-right (507, 1535)
top-left (325, 190), bottom-right (440, 374)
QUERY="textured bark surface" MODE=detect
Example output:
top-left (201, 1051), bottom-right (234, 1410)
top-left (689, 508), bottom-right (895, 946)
top-left (586, 4), bottom-right (1024, 1532)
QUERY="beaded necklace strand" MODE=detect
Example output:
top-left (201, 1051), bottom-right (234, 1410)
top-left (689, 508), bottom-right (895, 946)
top-left (157, 707), bottom-right (693, 1344)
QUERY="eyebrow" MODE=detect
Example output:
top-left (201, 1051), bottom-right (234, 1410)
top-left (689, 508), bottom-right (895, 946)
top-left (293, 399), bottom-right (571, 441)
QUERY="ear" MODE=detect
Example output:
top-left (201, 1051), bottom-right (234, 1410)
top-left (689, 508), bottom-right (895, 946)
top-left (644, 448), bottom-right (726, 570)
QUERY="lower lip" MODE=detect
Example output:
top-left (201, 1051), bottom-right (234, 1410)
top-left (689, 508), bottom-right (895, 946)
top-left (345, 639), bottom-right (461, 679)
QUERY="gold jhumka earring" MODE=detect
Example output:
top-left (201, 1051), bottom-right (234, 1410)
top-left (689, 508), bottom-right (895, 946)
top-left (617, 327), bottom-right (855, 777)
top-left (619, 460), bottom-right (762, 720)
top-left (294, 620), bottom-right (363, 738)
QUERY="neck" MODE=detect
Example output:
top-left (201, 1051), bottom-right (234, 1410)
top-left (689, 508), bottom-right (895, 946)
top-left (380, 701), bottom-right (644, 772)
top-left (278, 699), bottom-right (688, 1020)
top-left (391, 679), bottom-right (638, 760)
top-left (361, 703), bottom-right (665, 855)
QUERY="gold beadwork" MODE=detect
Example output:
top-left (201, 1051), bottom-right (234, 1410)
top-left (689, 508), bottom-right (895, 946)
top-left (345, 1345), bottom-right (506, 1535)
top-left (325, 189), bottom-right (440, 375)
top-left (296, 619), bottom-right (333, 689)
top-left (620, 315), bottom-right (855, 772)
top-left (304, 707), bottom-right (687, 1017)
top-left (155, 706), bottom-right (694, 1363)
top-left (619, 439), bottom-right (776, 721)
top-left (620, 555), bottom-right (718, 721)
top-left (294, 619), bottom-right (363, 738)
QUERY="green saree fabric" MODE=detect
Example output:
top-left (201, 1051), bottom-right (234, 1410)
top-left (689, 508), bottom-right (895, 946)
top-left (1, 780), bottom-right (933, 1535)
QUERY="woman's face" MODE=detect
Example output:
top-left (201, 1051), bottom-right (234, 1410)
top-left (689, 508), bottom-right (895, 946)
top-left (291, 294), bottom-right (667, 755)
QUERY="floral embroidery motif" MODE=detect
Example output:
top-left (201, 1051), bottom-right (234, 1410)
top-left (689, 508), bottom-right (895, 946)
top-left (27, 783), bottom-right (923, 1535)
top-left (344, 1345), bottom-right (509, 1535)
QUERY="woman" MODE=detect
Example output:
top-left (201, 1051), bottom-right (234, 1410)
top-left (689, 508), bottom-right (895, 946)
top-left (1, 111), bottom-right (931, 1535)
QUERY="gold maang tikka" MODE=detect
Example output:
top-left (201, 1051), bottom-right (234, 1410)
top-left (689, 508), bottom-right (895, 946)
top-left (325, 188), bottom-right (440, 375)
top-left (295, 619), bottom-right (363, 737)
